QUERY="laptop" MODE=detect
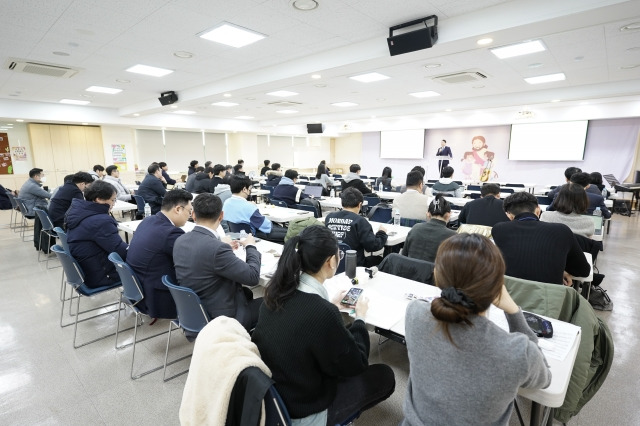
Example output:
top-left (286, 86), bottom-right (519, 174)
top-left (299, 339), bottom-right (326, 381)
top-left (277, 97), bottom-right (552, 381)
top-left (304, 185), bottom-right (324, 199)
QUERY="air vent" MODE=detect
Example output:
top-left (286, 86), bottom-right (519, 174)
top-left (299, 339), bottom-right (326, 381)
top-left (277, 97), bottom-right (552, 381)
top-left (6, 59), bottom-right (79, 78)
top-left (432, 71), bottom-right (487, 84)
top-left (267, 101), bottom-right (302, 107)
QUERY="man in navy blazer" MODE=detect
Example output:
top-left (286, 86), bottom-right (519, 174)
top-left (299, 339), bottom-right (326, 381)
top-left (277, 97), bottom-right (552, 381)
top-left (136, 163), bottom-right (167, 215)
top-left (458, 183), bottom-right (510, 227)
top-left (173, 193), bottom-right (262, 330)
top-left (126, 189), bottom-right (193, 319)
top-left (436, 139), bottom-right (453, 177)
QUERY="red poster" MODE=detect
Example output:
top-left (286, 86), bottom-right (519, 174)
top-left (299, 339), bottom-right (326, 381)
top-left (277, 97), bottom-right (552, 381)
top-left (0, 133), bottom-right (13, 174)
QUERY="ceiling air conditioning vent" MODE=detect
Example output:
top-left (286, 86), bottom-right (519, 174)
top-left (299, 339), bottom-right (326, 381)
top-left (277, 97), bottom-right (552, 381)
top-left (267, 101), bottom-right (302, 107)
top-left (6, 59), bottom-right (79, 78)
top-left (432, 71), bottom-right (487, 84)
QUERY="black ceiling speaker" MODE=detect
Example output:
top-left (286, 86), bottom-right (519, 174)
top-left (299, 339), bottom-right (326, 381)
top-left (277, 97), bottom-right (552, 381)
top-left (307, 123), bottom-right (324, 134)
top-left (158, 91), bottom-right (178, 106)
top-left (387, 15), bottom-right (438, 56)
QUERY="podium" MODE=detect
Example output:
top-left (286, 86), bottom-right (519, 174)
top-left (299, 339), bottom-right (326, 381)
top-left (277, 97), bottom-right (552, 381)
top-left (436, 155), bottom-right (451, 176)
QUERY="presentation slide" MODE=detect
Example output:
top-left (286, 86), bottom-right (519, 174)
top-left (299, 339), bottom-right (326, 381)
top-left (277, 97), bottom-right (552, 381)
top-left (509, 121), bottom-right (588, 161)
top-left (380, 129), bottom-right (425, 159)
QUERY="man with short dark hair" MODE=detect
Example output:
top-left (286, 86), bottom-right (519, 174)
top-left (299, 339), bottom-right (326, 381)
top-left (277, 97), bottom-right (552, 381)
top-left (431, 166), bottom-right (463, 198)
top-left (211, 164), bottom-right (226, 190)
top-left (89, 165), bottom-right (105, 181)
top-left (49, 172), bottom-right (94, 228)
top-left (260, 160), bottom-right (271, 176)
top-left (392, 171), bottom-right (430, 221)
top-left (458, 183), bottom-right (509, 226)
top-left (173, 193), bottom-right (262, 330)
top-left (193, 166), bottom-right (215, 194)
top-left (341, 164), bottom-right (373, 195)
top-left (325, 187), bottom-right (387, 266)
top-left (492, 192), bottom-right (590, 285)
top-left (136, 163), bottom-right (167, 215)
top-left (104, 165), bottom-right (135, 202)
top-left (265, 163), bottom-right (282, 186)
top-left (127, 189), bottom-right (193, 319)
top-left (223, 175), bottom-right (287, 243)
top-left (204, 161), bottom-right (212, 168)
top-left (158, 162), bottom-right (176, 186)
top-left (233, 164), bottom-right (245, 176)
top-left (273, 169), bottom-right (309, 207)
top-left (547, 166), bottom-right (582, 201)
top-left (19, 168), bottom-right (51, 215)
top-left (399, 166), bottom-right (432, 195)
top-left (185, 166), bottom-right (205, 192)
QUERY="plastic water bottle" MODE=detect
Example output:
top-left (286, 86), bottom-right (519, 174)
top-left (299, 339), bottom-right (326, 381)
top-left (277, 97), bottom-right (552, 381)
top-left (601, 188), bottom-right (607, 199)
top-left (393, 209), bottom-right (401, 226)
top-left (239, 229), bottom-right (247, 240)
top-left (378, 182), bottom-right (384, 192)
top-left (594, 207), bottom-right (602, 217)
top-left (144, 203), bottom-right (151, 217)
top-left (330, 188), bottom-right (335, 198)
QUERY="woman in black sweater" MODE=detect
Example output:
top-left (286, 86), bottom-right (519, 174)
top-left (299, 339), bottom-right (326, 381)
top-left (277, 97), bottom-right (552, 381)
top-left (252, 226), bottom-right (395, 425)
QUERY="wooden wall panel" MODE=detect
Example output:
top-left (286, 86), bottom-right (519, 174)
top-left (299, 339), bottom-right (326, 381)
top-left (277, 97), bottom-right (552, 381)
top-left (84, 126), bottom-right (105, 168)
top-left (49, 125), bottom-right (73, 173)
top-left (27, 124), bottom-right (55, 173)
top-left (68, 126), bottom-right (90, 171)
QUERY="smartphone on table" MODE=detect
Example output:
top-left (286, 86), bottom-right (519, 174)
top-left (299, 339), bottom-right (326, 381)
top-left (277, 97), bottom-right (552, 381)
top-left (341, 287), bottom-right (363, 306)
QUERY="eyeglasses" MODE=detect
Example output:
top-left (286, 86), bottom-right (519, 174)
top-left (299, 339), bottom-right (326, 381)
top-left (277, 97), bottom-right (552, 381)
top-left (338, 250), bottom-right (344, 261)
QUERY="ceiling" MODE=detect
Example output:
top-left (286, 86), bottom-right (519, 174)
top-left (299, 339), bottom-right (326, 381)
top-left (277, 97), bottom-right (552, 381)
top-left (1, 0), bottom-right (640, 131)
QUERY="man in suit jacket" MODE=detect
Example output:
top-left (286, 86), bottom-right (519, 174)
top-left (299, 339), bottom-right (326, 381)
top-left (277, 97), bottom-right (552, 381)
top-left (127, 189), bottom-right (193, 319)
top-left (436, 139), bottom-right (452, 177)
top-left (173, 193), bottom-right (262, 330)
top-left (136, 163), bottom-right (167, 215)
top-left (48, 172), bottom-right (93, 228)
top-left (458, 183), bottom-right (510, 227)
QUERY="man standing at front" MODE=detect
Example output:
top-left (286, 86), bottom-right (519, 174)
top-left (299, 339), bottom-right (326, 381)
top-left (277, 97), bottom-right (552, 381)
top-left (173, 193), bottom-right (262, 330)
top-left (127, 190), bottom-right (193, 320)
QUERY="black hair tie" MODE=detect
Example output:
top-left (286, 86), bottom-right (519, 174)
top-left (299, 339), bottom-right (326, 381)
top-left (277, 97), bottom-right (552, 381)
top-left (440, 287), bottom-right (476, 309)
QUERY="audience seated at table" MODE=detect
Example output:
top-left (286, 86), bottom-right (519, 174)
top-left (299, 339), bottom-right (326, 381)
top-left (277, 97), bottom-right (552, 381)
top-left (265, 163), bottom-right (283, 186)
top-left (325, 187), bottom-right (387, 266)
top-left (173, 193), bottom-right (262, 331)
top-left (375, 166), bottom-right (393, 191)
top-left (493, 192), bottom-right (590, 285)
top-left (402, 233), bottom-right (551, 426)
top-left (540, 184), bottom-right (595, 238)
top-left (568, 172), bottom-right (611, 218)
top-left (158, 161), bottom-right (176, 187)
top-left (193, 166), bottom-right (215, 194)
top-left (341, 164), bottom-right (373, 195)
top-left (66, 180), bottom-right (127, 288)
top-left (88, 164), bottom-right (105, 181)
top-left (233, 163), bottom-right (245, 177)
top-left (48, 172), bottom-right (93, 228)
top-left (590, 171), bottom-right (610, 198)
top-left (458, 183), bottom-right (509, 227)
top-left (252, 225), bottom-right (395, 425)
top-left (392, 170), bottom-right (430, 221)
top-left (127, 189), bottom-right (193, 319)
top-left (136, 163), bottom-right (168, 215)
top-left (431, 166), bottom-right (464, 198)
top-left (0, 184), bottom-right (13, 210)
top-left (19, 167), bottom-right (51, 216)
top-left (187, 160), bottom-right (199, 176)
top-left (398, 166), bottom-right (432, 196)
top-left (185, 166), bottom-right (204, 192)
top-left (273, 169), bottom-right (310, 206)
top-left (210, 164), bottom-right (226, 191)
top-left (547, 166), bottom-right (581, 201)
top-left (402, 194), bottom-right (456, 263)
top-left (315, 163), bottom-right (336, 196)
top-left (260, 159), bottom-right (271, 176)
top-left (223, 175), bottom-right (287, 243)
top-left (103, 165), bottom-right (135, 203)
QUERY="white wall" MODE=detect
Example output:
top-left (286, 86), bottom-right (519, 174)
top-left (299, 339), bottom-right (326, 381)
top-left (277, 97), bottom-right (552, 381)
top-left (333, 133), bottom-right (362, 174)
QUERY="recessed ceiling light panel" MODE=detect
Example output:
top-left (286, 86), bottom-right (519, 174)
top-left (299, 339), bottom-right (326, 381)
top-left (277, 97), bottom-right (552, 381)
top-left (60, 99), bottom-right (90, 105)
top-left (331, 102), bottom-right (358, 107)
top-left (292, 0), bottom-right (319, 11)
top-left (311, 74), bottom-right (321, 79)
top-left (349, 72), bottom-right (389, 83)
top-left (477, 38), bottom-right (493, 45)
top-left (211, 101), bottom-right (239, 107)
top-left (126, 64), bottom-right (173, 77)
top-left (490, 40), bottom-right (546, 59)
top-left (266, 90), bottom-right (299, 97)
top-left (86, 86), bottom-right (122, 94)
top-left (199, 22), bottom-right (265, 48)
top-left (409, 91), bottom-right (440, 98)
top-left (524, 73), bottom-right (565, 84)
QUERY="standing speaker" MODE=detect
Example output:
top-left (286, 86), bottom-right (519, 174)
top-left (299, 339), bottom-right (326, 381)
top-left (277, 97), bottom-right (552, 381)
top-left (307, 123), bottom-right (324, 134)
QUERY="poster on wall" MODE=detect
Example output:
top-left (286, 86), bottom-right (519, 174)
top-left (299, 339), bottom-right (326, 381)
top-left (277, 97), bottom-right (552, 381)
top-left (0, 133), bottom-right (13, 174)
top-left (12, 146), bottom-right (27, 161)
top-left (111, 144), bottom-right (127, 171)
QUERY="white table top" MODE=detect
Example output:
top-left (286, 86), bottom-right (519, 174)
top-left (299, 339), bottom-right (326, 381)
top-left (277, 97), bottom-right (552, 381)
top-left (325, 267), bottom-right (581, 408)
top-left (258, 205), bottom-right (313, 222)
top-left (111, 200), bottom-right (137, 213)
top-left (373, 191), bottom-right (402, 200)
top-left (319, 197), bottom-right (368, 209)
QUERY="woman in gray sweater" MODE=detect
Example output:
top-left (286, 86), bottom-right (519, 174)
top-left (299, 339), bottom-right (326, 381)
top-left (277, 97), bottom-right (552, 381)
top-left (540, 183), bottom-right (595, 238)
top-left (402, 233), bottom-right (551, 426)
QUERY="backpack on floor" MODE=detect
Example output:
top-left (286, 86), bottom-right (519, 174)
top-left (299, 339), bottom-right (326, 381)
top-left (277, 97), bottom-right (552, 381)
top-left (589, 285), bottom-right (613, 311)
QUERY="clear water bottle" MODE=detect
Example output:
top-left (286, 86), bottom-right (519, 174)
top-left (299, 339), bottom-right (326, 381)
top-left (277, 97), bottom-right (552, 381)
top-left (594, 207), bottom-right (602, 217)
top-left (378, 182), bottom-right (384, 192)
top-left (239, 229), bottom-right (247, 240)
top-left (330, 188), bottom-right (335, 198)
top-left (144, 203), bottom-right (151, 217)
top-left (393, 209), bottom-right (401, 226)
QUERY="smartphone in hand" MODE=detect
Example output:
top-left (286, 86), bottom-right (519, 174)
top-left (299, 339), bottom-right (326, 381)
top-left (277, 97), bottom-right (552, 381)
top-left (341, 287), bottom-right (363, 306)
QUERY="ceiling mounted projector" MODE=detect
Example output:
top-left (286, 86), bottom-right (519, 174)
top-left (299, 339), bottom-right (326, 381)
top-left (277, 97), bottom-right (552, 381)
top-left (158, 90), bottom-right (178, 106)
top-left (387, 15), bottom-right (438, 56)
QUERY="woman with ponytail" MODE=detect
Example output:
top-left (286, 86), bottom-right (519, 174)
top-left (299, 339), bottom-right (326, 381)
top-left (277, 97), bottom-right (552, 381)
top-left (252, 225), bottom-right (395, 425)
top-left (402, 233), bottom-right (551, 426)
top-left (402, 194), bottom-right (457, 263)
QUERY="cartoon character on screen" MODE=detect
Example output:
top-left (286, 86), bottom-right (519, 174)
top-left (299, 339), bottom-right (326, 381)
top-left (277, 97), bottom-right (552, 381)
top-left (461, 152), bottom-right (475, 179)
top-left (480, 151), bottom-right (497, 182)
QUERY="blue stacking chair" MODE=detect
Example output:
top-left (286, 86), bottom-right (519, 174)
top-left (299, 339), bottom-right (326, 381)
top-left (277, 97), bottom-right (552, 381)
top-left (295, 203), bottom-right (320, 218)
top-left (52, 245), bottom-right (122, 348)
top-left (6, 191), bottom-right (21, 231)
top-left (162, 275), bottom-right (210, 381)
top-left (367, 204), bottom-right (392, 224)
top-left (109, 253), bottom-right (168, 379)
top-left (228, 221), bottom-right (254, 235)
top-left (363, 195), bottom-right (380, 215)
top-left (53, 227), bottom-right (71, 302)
top-left (33, 207), bottom-right (58, 267)
top-left (14, 197), bottom-right (35, 241)
top-left (271, 199), bottom-right (288, 208)
top-left (132, 195), bottom-right (146, 220)
top-left (337, 242), bottom-right (351, 275)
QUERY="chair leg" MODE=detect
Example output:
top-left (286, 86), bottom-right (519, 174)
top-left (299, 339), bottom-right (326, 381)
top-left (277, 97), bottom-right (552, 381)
top-left (37, 230), bottom-right (45, 262)
top-left (162, 322), bottom-right (193, 382)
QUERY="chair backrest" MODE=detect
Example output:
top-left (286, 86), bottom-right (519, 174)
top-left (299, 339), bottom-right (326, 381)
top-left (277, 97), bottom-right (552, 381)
top-left (468, 184), bottom-right (481, 191)
top-left (108, 252), bottom-right (144, 305)
top-left (363, 195), bottom-right (380, 209)
top-left (228, 221), bottom-right (255, 235)
top-left (132, 195), bottom-right (146, 214)
top-left (53, 227), bottom-right (69, 252)
top-left (536, 195), bottom-right (551, 205)
top-left (51, 245), bottom-right (86, 288)
top-left (332, 174), bottom-right (342, 179)
top-left (295, 203), bottom-right (320, 218)
top-left (337, 242), bottom-right (351, 274)
top-left (359, 175), bottom-right (368, 179)
top-left (500, 187), bottom-right (515, 194)
top-left (505, 183), bottom-right (525, 188)
top-left (271, 199), bottom-right (288, 208)
top-left (378, 253), bottom-right (435, 284)
top-left (162, 275), bottom-right (209, 333)
top-left (470, 193), bottom-right (481, 199)
top-left (399, 217), bottom-right (425, 228)
top-left (264, 385), bottom-right (292, 426)
top-left (7, 191), bottom-right (18, 209)
top-left (33, 207), bottom-right (54, 231)
top-left (14, 197), bottom-right (32, 217)
top-left (367, 204), bottom-right (392, 223)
